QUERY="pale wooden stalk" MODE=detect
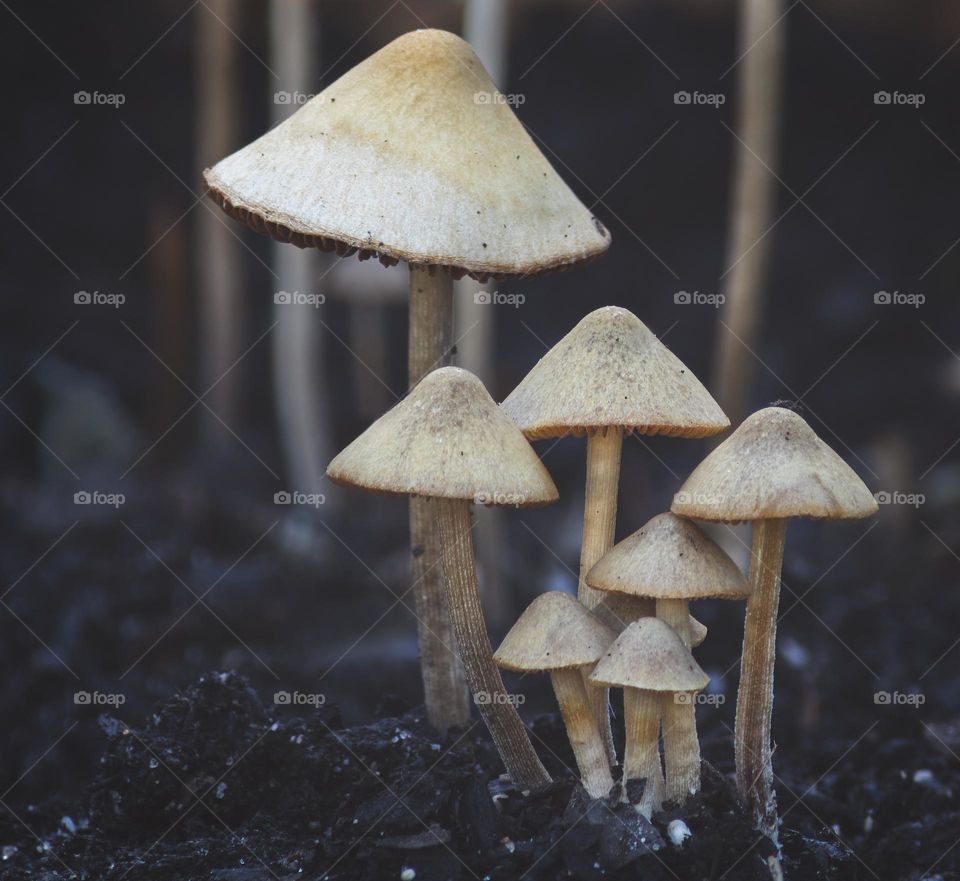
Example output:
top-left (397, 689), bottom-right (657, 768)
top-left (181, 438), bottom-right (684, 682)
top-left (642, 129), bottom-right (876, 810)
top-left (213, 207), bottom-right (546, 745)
top-left (657, 597), bottom-right (701, 803)
top-left (735, 518), bottom-right (788, 835)
top-left (579, 427), bottom-right (623, 765)
top-left (550, 668), bottom-right (614, 799)
top-left (409, 266), bottom-right (471, 730)
top-left (435, 497), bottom-right (551, 790)
top-left (623, 688), bottom-right (664, 818)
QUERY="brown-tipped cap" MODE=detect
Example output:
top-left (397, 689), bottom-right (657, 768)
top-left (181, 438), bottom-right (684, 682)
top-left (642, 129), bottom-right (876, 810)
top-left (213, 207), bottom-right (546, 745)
top-left (689, 615), bottom-right (707, 648)
top-left (671, 407), bottom-right (879, 523)
top-left (494, 592), bottom-right (617, 672)
top-left (203, 29), bottom-right (610, 283)
top-left (586, 512), bottom-right (749, 601)
top-left (589, 619), bottom-right (709, 692)
top-left (327, 366), bottom-right (557, 506)
top-left (500, 307), bottom-right (729, 439)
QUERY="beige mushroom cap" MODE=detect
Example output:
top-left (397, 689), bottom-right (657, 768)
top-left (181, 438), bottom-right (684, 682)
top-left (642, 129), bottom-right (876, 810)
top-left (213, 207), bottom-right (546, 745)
top-left (494, 591), bottom-right (617, 672)
top-left (586, 512), bottom-right (749, 601)
top-left (689, 615), bottom-right (707, 648)
top-left (204, 29), bottom-right (610, 282)
top-left (327, 366), bottom-right (557, 506)
top-left (589, 619), bottom-right (709, 692)
top-left (671, 407), bottom-right (879, 523)
top-left (500, 307), bottom-right (729, 439)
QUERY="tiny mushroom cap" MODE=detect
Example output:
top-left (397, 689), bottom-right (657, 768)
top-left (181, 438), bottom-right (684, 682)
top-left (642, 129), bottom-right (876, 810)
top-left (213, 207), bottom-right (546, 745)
top-left (586, 512), bottom-right (749, 601)
top-left (501, 306), bottom-right (729, 439)
top-left (327, 366), bottom-right (557, 506)
top-left (204, 29), bottom-right (610, 282)
top-left (671, 406), bottom-right (879, 523)
top-left (495, 592), bottom-right (617, 672)
top-left (689, 616), bottom-right (707, 648)
top-left (590, 619), bottom-right (709, 693)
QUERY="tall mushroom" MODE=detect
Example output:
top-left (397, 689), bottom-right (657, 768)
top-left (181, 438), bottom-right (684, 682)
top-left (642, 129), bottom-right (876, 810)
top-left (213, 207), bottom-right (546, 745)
top-left (501, 306), bottom-right (728, 754)
top-left (671, 406), bottom-right (878, 834)
top-left (494, 592), bottom-right (617, 799)
top-left (328, 366), bottom-right (557, 790)
top-left (203, 29), bottom-right (611, 731)
top-left (590, 618), bottom-right (708, 818)
top-left (586, 512), bottom-right (749, 804)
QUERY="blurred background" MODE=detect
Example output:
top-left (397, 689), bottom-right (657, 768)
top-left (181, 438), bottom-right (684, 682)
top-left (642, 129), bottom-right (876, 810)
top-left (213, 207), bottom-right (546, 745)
top-left (2, 0), bottom-right (960, 816)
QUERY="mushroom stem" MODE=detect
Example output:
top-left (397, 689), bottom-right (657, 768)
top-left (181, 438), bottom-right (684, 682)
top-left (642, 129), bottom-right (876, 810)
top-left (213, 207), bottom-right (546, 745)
top-left (435, 497), bottom-right (552, 790)
top-left (408, 266), bottom-right (472, 732)
top-left (735, 517), bottom-right (788, 835)
top-left (656, 597), bottom-right (701, 803)
top-left (623, 688), bottom-right (664, 818)
top-left (579, 427), bottom-right (623, 765)
top-left (549, 668), bottom-right (615, 799)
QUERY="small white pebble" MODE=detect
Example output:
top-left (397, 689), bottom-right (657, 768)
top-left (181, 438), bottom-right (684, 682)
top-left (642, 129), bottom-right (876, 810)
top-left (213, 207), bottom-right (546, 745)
top-left (400, 868), bottom-right (416, 881)
top-left (667, 819), bottom-right (692, 847)
top-left (60, 817), bottom-right (76, 836)
top-left (501, 837), bottom-right (515, 854)
top-left (864, 812), bottom-right (874, 833)
top-left (215, 783), bottom-right (227, 800)
top-left (913, 769), bottom-right (935, 785)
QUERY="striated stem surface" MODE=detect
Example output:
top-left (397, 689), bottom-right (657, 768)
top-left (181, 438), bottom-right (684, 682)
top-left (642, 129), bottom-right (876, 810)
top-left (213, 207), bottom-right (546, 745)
top-left (551, 668), bottom-right (615, 799)
top-left (623, 688), bottom-right (664, 818)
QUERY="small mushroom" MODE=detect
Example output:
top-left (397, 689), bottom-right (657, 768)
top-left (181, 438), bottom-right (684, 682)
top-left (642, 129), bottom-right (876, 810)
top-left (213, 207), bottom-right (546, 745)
top-left (204, 28), bottom-right (611, 733)
top-left (586, 512), bottom-right (749, 803)
top-left (494, 592), bottom-right (617, 798)
top-left (328, 367), bottom-right (558, 790)
top-left (590, 619), bottom-right (709, 818)
top-left (672, 406), bottom-right (878, 833)
top-left (502, 306), bottom-right (728, 760)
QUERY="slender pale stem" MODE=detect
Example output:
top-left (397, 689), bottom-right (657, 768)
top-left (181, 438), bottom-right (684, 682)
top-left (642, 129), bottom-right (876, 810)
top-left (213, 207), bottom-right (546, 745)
top-left (735, 518), bottom-right (788, 835)
top-left (550, 668), bottom-right (614, 799)
top-left (579, 428), bottom-right (623, 765)
top-left (656, 597), bottom-right (701, 803)
top-left (435, 497), bottom-right (551, 790)
top-left (408, 265), bottom-right (471, 731)
top-left (623, 688), bottom-right (664, 819)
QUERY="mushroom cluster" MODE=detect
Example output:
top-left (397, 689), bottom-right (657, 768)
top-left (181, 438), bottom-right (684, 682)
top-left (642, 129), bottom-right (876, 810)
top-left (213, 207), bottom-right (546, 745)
top-left (326, 304), bottom-right (877, 836)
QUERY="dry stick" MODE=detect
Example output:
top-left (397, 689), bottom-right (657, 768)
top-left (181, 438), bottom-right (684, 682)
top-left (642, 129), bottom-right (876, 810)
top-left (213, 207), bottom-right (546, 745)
top-left (409, 266), bottom-right (471, 731)
top-left (579, 427), bottom-right (623, 765)
top-left (551, 668), bottom-right (615, 799)
top-left (735, 518), bottom-right (788, 836)
top-left (656, 597), bottom-right (701, 804)
top-left (712, 0), bottom-right (786, 428)
top-left (623, 688), bottom-right (664, 819)
top-left (435, 497), bottom-right (552, 790)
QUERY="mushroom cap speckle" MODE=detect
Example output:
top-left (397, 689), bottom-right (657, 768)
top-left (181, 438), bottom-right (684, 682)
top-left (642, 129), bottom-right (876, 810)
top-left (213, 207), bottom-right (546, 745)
top-left (586, 512), bottom-right (749, 601)
top-left (671, 407), bottom-right (879, 522)
top-left (327, 366), bottom-right (558, 506)
top-left (494, 591), bottom-right (617, 672)
top-left (204, 29), bottom-right (610, 282)
top-left (589, 618), bottom-right (709, 692)
top-left (500, 307), bottom-right (729, 439)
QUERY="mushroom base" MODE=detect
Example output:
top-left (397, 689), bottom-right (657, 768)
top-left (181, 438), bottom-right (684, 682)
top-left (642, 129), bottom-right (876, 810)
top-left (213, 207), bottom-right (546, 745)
top-left (551, 667), bottom-right (615, 799)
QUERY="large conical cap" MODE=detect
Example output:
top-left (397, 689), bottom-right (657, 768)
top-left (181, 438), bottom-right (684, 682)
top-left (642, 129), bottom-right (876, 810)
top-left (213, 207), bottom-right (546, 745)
top-left (501, 307), bottom-right (729, 439)
top-left (327, 366), bottom-right (557, 506)
top-left (589, 619), bottom-right (709, 692)
top-left (671, 407), bottom-right (879, 522)
top-left (494, 592), bottom-right (616, 672)
top-left (587, 512), bottom-right (749, 601)
top-left (204, 29), bottom-right (610, 282)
